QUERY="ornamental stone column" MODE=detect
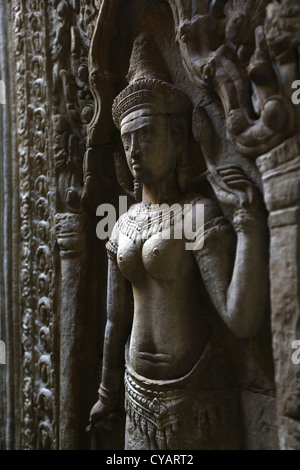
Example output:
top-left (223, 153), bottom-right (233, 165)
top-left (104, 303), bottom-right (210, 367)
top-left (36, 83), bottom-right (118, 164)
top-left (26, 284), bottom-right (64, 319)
top-left (55, 213), bottom-right (85, 450)
top-left (257, 134), bottom-right (300, 449)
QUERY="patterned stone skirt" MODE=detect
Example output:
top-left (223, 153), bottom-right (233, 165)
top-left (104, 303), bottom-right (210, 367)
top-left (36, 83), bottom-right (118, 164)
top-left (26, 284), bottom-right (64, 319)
top-left (124, 342), bottom-right (242, 450)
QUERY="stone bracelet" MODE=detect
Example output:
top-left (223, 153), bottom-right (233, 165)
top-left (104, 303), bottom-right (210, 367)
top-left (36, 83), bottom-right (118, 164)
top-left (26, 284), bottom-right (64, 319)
top-left (98, 384), bottom-right (120, 406)
top-left (232, 210), bottom-right (264, 233)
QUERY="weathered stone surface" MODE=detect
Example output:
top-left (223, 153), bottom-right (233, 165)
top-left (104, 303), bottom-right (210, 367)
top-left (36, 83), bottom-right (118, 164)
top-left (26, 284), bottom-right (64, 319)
top-left (0, 0), bottom-right (300, 450)
top-left (240, 390), bottom-right (278, 450)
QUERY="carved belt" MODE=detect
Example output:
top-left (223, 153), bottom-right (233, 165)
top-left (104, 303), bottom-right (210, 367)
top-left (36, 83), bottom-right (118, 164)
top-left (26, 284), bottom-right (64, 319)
top-left (124, 372), bottom-right (185, 430)
top-left (124, 341), bottom-right (214, 431)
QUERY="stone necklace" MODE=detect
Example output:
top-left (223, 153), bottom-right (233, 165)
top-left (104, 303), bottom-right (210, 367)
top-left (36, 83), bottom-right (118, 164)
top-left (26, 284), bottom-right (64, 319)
top-left (118, 194), bottom-right (202, 246)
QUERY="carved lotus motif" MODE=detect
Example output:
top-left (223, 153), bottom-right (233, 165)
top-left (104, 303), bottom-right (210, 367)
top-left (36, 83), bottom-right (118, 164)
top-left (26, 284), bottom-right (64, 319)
top-left (149, 397), bottom-right (167, 417)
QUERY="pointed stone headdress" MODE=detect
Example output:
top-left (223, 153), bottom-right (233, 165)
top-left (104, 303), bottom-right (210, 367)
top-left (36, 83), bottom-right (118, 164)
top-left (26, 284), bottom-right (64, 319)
top-left (112, 33), bottom-right (191, 128)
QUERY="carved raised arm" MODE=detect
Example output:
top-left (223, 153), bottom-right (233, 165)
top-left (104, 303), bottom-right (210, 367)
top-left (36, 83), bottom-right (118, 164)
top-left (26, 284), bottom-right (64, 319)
top-left (194, 169), bottom-right (269, 337)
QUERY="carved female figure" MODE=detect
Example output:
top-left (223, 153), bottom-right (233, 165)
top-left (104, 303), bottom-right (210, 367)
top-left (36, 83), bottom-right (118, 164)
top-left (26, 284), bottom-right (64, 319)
top-left (89, 34), bottom-right (268, 450)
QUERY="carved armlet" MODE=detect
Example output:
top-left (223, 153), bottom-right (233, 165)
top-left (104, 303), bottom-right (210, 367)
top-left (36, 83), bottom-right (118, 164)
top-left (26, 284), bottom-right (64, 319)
top-left (232, 209), bottom-right (265, 233)
top-left (106, 239), bottom-right (118, 261)
top-left (193, 216), bottom-right (232, 261)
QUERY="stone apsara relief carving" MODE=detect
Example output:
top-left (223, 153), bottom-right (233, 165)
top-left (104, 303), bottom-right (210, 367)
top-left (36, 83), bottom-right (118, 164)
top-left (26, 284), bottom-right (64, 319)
top-left (88, 29), bottom-right (269, 449)
top-left (85, 0), bottom-right (300, 450)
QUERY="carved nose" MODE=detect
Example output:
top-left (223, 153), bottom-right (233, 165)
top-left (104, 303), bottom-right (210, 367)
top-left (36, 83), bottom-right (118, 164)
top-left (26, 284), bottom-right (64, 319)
top-left (130, 147), bottom-right (141, 160)
top-left (130, 135), bottom-right (141, 159)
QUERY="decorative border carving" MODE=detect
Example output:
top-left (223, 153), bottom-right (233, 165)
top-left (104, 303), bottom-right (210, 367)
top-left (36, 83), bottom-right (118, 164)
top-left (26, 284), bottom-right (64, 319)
top-left (12, 0), bottom-right (55, 450)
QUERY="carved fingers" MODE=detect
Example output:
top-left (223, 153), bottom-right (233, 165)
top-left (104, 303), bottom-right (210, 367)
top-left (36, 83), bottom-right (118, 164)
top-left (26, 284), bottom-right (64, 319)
top-left (208, 165), bottom-right (263, 213)
top-left (88, 399), bottom-right (119, 432)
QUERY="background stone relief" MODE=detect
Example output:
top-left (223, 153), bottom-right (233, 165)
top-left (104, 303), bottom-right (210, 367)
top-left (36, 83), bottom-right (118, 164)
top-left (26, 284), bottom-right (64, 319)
top-left (0, 0), bottom-right (299, 450)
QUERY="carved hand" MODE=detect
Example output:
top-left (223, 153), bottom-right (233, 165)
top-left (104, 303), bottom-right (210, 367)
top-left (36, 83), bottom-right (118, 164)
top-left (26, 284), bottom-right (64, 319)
top-left (207, 165), bottom-right (264, 216)
top-left (88, 399), bottom-right (120, 432)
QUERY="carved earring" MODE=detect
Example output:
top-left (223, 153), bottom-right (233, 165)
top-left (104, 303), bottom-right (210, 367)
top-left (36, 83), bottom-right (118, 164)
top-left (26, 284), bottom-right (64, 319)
top-left (133, 180), bottom-right (143, 202)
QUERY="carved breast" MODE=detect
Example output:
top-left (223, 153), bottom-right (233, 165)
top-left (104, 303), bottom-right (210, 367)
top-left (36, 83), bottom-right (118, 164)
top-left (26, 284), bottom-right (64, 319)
top-left (117, 233), bottom-right (145, 284)
top-left (142, 234), bottom-right (188, 281)
top-left (117, 231), bottom-right (189, 283)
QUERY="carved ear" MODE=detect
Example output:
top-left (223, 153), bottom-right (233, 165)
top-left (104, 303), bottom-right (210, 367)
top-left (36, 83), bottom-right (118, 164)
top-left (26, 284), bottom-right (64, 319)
top-left (113, 152), bottom-right (135, 200)
top-left (113, 153), bottom-right (142, 201)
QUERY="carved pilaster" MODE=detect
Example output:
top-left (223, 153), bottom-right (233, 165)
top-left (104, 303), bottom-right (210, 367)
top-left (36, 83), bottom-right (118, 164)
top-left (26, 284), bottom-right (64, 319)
top-left (3, 0), bottom-right (99, 450)
top-left (257, 134), bottom-right (300, 449)
top-left (55, 213), bottom-right (85, 450)
top-left (0, 0), bottom-right (19, 450)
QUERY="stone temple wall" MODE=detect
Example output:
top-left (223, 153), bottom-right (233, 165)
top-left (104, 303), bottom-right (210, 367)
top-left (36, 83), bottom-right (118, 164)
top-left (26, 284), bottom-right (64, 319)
top-left (0, 0), bottom-right (299, 450)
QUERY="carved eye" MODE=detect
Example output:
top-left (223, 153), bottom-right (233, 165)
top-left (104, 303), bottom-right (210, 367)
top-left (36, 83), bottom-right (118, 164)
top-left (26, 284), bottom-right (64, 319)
top-left (139, 127), bottom-right (153, 142)
top-left (122, 138), bottom-right (130, 151)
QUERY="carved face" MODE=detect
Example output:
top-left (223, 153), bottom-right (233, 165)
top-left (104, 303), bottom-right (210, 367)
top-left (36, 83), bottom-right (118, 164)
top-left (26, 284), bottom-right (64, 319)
top-left (120, 114), bottom-right (176, 185)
